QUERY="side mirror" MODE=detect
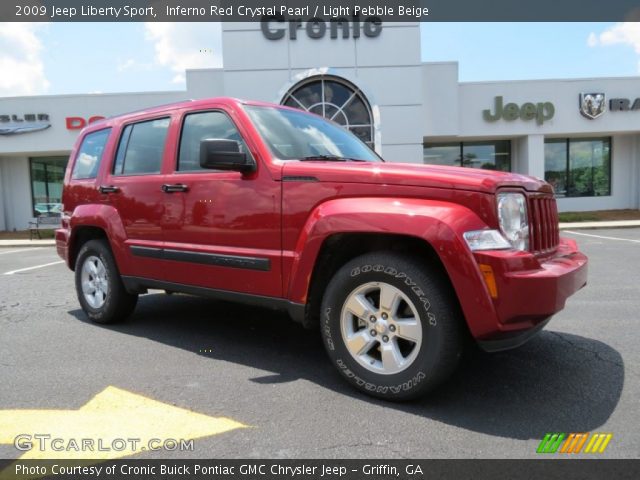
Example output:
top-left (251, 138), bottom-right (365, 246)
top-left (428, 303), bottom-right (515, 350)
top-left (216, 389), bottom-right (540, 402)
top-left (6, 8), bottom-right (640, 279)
top-left (199, 139), bottom-right (255, 173)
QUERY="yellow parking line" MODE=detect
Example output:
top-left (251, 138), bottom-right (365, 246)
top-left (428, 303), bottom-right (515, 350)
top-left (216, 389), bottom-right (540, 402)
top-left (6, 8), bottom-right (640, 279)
top-left (0, 386), bottom-right (247, 462)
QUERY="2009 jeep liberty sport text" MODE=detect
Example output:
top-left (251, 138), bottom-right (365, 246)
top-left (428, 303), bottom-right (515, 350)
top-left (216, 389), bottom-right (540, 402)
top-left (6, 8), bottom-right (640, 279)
top-left (57, 97), bottom-right (588, 400)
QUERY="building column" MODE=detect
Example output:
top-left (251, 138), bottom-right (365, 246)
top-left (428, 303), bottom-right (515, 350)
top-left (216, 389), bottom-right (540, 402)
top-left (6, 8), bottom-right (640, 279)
top-left (515, 134), bottom-right (545, 180)
top-left (0, 160), bottom-right (6, 231)
top-left (635, 134), bottom-right (640, 210)
top-left (2, 157), bottom-right (32, 231)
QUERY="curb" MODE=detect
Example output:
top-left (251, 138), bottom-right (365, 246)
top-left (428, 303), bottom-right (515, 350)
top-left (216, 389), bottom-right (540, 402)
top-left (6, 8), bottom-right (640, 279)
top-left (0, 240), bottom-right (56, 248)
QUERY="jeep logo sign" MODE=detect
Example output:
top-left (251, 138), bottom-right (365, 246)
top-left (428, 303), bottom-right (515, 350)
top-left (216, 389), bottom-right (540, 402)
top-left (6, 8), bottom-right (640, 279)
top-left (261, 15), bottom-right (382, 40)
top-left (483, 96), bottom-right (555, 125)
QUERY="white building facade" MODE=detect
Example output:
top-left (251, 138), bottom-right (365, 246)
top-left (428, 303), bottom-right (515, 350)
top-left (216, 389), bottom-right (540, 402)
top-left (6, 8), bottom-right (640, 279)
top-left (1, 21), bottom-right (639, 231)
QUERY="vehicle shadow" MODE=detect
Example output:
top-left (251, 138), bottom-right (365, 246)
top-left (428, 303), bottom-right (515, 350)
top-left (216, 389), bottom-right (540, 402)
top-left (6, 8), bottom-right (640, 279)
top-left (70, 292), bottom-right (624, 440)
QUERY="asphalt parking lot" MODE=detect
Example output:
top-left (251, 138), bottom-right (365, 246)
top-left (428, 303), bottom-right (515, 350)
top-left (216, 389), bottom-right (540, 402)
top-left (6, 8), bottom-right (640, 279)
top-left (0, 229), bottom-right (638, 459)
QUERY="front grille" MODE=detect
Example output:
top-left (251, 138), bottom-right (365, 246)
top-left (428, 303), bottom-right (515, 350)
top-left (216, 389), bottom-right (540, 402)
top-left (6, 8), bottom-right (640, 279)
top-left (529, 195), bottom-right (560, 253)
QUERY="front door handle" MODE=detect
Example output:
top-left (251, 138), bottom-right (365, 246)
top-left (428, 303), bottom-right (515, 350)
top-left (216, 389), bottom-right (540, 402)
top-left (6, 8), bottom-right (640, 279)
top-left (161, 183), bottom-right (188, 193)
top-left (99, 185), bottom-right (120, 194)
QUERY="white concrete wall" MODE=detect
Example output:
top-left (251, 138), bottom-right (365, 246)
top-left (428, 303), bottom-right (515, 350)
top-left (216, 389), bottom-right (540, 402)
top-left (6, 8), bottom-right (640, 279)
top-left (514, 135), bottom-right (545, 179)
top-left (183, 69), bottom-right (225, 99)
top-left (221, 22), bottom-right (424, 163)
top-left (422, 62), bottom-right (459, 138)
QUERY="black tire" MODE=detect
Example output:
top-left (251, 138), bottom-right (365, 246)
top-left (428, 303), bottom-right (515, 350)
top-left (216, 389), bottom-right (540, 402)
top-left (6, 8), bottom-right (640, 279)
top-left (320, 251), bottom-right (464, 401)
top-left (74, 239), bottom-right (138, 324)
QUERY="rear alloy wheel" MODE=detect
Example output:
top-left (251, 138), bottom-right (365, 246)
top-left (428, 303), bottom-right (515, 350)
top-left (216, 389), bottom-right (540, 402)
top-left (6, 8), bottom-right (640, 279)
top-left (75, 239), bottom-right (138, 324)
top-left (80, 255), bottom-right (109, 309)
top-left (321, 252), bottom-right (463, 400)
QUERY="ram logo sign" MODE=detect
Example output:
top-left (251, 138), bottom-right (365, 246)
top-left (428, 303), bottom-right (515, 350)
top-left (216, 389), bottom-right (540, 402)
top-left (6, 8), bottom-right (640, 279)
top-left (579, 93), bottom-right (606, 119)
top-left (537, 432), bottom-right (613, 454)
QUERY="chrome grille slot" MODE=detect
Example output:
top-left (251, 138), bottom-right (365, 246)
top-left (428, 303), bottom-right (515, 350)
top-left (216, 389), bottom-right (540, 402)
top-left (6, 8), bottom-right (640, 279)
top-left (529, 195), bottom-right (560, 254)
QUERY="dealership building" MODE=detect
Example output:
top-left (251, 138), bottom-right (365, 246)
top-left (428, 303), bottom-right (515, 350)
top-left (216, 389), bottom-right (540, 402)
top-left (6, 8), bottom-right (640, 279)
top-left (1, 21), bottom-right (639, 231)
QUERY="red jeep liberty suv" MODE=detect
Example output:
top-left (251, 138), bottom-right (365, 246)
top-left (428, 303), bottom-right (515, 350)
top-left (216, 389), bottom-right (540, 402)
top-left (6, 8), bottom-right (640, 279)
top-left (57, 97), bottom-right (588, 400)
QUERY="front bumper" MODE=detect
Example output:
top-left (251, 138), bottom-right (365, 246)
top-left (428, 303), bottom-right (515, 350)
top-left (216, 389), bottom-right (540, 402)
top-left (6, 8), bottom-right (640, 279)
top-left (471, 237), bottom-right (587, 350)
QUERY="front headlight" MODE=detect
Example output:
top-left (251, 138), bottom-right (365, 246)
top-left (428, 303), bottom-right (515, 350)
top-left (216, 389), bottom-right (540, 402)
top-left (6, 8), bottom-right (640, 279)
top-left (497, 192), bottom-right (529, 251)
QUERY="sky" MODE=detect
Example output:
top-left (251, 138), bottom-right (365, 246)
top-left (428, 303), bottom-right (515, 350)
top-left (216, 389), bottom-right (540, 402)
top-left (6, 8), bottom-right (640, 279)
top-left (1, 22), bottom-right (640, 97)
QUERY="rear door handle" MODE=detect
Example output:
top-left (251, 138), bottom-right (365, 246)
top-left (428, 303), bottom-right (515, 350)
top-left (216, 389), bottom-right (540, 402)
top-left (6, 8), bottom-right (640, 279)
top-left (161, 184), bottom-right (188, 193)
top-left (99, 185), bottom-right (120, 194)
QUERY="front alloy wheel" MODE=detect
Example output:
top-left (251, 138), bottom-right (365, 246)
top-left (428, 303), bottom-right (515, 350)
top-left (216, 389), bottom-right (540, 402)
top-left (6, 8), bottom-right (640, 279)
top-left (321, 251), bottom-right (463, 401)
top-left (341, 282), bottom-right (422, 375)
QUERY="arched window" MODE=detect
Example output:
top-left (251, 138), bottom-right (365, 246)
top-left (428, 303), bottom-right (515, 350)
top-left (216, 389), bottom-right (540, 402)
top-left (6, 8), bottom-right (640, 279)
top-left (281, 76), bottom-right (374, 148)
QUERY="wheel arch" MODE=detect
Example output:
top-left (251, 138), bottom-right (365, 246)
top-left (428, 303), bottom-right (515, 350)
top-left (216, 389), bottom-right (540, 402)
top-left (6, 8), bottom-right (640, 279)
top-left (67, 204), bottom-right (128, 271)
top-left (303, 232), bottom-right (456, 328)
top-left (286, 197), bottom-right (498, 338)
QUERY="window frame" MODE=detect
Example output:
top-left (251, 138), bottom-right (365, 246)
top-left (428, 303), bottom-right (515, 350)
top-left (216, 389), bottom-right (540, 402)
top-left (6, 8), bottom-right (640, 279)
top-left (111, 116), bottom-right (171, 177)
top-left (70, 127), bottom-right (112, 181)
top-left (174, 108), bottom-right (256, 174)
top-left (544, 136), bottom-right (612, 198)
top-left (281, 75), bottom-right (376, 150)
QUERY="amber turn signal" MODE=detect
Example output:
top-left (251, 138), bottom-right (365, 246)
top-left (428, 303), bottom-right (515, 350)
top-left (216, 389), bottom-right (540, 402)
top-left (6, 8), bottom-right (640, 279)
top-left (479, 264), bottom-right (498, 299)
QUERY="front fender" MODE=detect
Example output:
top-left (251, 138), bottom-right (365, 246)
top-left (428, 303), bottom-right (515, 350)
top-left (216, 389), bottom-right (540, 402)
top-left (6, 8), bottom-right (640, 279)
top-left (286, 197), bottom-right (499, 338)
top-left (68, 204), bottom-right (129, 271)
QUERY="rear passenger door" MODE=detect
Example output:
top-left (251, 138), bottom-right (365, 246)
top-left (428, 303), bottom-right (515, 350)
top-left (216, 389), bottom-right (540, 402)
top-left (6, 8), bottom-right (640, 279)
top-left (102, 116), bottom-right (171, 279)
top-left (159, 107), bottom-right (282, 298)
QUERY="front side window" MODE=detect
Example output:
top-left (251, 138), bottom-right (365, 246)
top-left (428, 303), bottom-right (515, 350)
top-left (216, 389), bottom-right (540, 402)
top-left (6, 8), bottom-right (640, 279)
top-left (544, 137), bottom-right (611, 197)
top-left (244, 105), bottom-right (381, 162)
top-left (178, 111), bottom-right (252, 171)
top-left (113, 118), bottom-right (170, 175)
top-left (423, 140), bottom-right (511, 172)
top-left (71, 128), bottom-right (111, 179)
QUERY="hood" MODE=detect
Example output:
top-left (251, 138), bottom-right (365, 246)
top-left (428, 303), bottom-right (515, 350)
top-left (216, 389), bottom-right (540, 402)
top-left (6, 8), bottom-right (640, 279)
top-left (281, 161), bottom-right (553, 194)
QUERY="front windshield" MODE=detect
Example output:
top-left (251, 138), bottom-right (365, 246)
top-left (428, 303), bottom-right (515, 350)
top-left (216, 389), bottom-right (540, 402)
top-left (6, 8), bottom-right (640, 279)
top-left (244, 105), bottom-right (382, 162)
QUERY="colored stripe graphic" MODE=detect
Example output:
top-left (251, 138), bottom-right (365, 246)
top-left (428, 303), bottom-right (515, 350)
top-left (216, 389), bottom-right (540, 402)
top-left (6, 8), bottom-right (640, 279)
top-left (560, 433), bottom-right (588, 453)
top-left (584, 433), bottom-right (613, 453)
top-left (537, 433), bottom-right (565, 453)
top-left (538, 433), bottom-right (613, 454)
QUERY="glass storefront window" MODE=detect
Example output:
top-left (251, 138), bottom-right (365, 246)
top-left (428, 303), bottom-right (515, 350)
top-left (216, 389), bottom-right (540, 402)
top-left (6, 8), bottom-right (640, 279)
top-left (422, 143), bottom-right (460, 166)
top-left (30, 156), bottom-right (68, 216)
top-left (544, 139), bottom-right (568, 196)
top-left (423, 140), bottom-right (511, 171)
top-left (544, 138), bottom-right (611, 197)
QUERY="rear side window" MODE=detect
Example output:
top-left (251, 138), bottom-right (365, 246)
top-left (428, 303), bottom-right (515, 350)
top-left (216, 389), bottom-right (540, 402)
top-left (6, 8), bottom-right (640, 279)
top-left (71, 128), bottom-right (111, 179)
top-left (113, 118), bottom-right (170, 175)
top-left (178, 111), bottom-right (251, 171)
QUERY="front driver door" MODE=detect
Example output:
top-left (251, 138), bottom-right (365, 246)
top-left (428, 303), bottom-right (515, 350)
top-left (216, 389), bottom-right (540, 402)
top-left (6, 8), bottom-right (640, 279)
top-left (159, 107), bottom-right (282, 298)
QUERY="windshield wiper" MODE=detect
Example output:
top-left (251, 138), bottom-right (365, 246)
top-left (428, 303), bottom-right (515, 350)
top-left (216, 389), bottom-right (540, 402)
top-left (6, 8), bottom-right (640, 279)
top-left (299, 155), bottom-right (366, 162)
